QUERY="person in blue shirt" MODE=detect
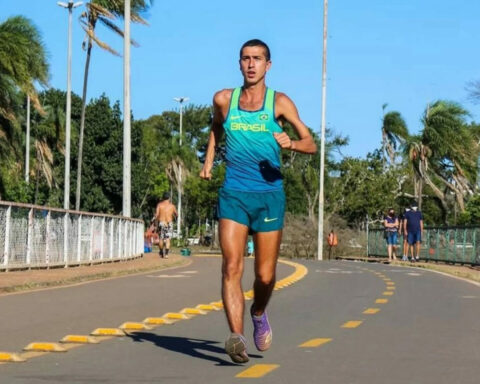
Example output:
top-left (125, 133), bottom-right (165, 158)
top-left (403, 202), bottom-right (424, 262)
top-left (384, 208), bottom-right (399, 261)
top-left (200, 39), bottom-right (316, 363)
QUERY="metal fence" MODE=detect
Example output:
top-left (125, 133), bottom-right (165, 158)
top-left (0, 200), bottom-right (144, 270)
top-left (368, 227), bottom-right (480, 266)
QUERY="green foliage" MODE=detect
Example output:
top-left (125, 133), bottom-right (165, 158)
top-left (458, 195), bottom-right (480, 225)
top-left (0, 16), bottom-right (49, 121)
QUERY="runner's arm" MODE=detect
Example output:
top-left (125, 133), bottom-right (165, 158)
top-left (274, 93), bottom-right (317, 154)
top-left (200, 91), bottom-right (227, 179)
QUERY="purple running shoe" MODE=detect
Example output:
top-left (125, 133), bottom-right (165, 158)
top-left (251, 306), bottom-right (272, 351)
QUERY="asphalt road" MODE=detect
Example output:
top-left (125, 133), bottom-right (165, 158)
top-left (0, 257), bottom-right (479, 384)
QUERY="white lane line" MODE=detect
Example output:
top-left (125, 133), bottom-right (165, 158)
top-left (180, 271), bottom-right (198, 274)
top-left (147, 275), bottom-right (190, 278)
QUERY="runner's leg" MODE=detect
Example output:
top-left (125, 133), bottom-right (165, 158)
top-left (159, 238), bottom-right (164, 257)
top-left (219, 219), bottom-right (249, 335)
top-left (165, 238), bottom-right (170, 258)
top-left (251, 230), bottom-right (282, 315)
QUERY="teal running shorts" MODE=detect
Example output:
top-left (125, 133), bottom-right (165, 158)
top-left (217, 187), bottom-right (285, 232)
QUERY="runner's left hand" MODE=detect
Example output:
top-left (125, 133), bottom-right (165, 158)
top-left (273, 132), bottom-right (293, 149)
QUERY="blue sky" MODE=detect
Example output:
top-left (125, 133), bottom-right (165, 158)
top-left (3, 0), bottom-right (480, 157)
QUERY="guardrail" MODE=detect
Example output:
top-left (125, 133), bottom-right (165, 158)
top-left (0, 200), bottom-right (144, 270)
top-left (368, 227), bottom-right (480, 266)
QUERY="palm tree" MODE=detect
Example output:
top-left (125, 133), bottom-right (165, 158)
top-left (0, 16), bottom-right (49, 200)
top-left (422, 101), bottom-right (478, 213)
top-left (0, 16), bottom-right (49, 121)
top-left (381, 104), bottom-right (409, 166)
top-left (75, 0), bottom-right (152, 211)
top-left (405, 101), bottom-right (477, 221)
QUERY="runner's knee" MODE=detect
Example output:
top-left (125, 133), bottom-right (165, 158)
top-left (255, 270), bottom-right (275, 286)
top-left (222, 259), bottom-right (243, 280)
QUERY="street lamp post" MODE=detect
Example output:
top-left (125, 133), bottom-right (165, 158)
top-left (173, 97), bottom-right (189, 240)
top-left (123, 0), bottom-right (131, 217)
top-left (25, 95), bottom-right (30, 183)
top-left (317, 0), bottom-right (328, 261)
top-left (58, 1), bottom-right (82, 210)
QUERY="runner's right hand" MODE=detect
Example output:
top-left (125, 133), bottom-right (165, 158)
top-left (199, 167), bottom-right (212, 180)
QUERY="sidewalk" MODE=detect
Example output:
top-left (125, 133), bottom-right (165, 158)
top-left (0, 251), bottom-right (191, 295)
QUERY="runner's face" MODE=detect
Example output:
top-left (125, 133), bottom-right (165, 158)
top-left (239, 46), bottom-right (271, 85)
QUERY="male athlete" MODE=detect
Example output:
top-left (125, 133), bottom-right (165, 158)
top-left (154, 192), bottom-right (177, 258)
top-left (200, 39), bottom-right (317, 363)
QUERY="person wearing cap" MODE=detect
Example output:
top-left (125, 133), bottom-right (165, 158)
top-left (154, 192), bottom-right (177, 258)
top-left (398, 207), bottom-right (410, 261)
top-left (403, 202), bottom-right (424, 262)
top-left (384, 208), bottom-right (399, 261)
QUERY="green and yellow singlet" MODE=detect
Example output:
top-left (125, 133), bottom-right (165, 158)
top-left (223, 87), bottom-right (283, 192)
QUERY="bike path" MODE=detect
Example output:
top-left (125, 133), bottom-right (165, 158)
top-left (1, 259), bottom-right (478, 384)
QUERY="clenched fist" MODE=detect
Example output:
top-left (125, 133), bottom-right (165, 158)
top-left (273, 132), bottom-right (293, 150)
top-left (199, 167), bottom-right (212, 180)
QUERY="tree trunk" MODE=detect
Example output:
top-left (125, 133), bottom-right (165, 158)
top-left (75, 37), bottom-right (93, 211)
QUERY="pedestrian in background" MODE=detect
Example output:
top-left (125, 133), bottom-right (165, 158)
top-left (384, 208), bottom-right (399, 262)
top-left (403, 202), bottom-right (423, 262)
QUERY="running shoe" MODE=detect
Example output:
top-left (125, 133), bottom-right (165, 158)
top-left (225, 333), bottom-right (249, 364)
top-left (251, 306), bottom-right (272, 351)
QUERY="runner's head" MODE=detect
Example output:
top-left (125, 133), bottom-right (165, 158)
top-left (239, 39), bottom-right (272, 85)
top-left (162, 192), bottom-right (170, 201)
top-left (411, 202), bottom-right (418, 211)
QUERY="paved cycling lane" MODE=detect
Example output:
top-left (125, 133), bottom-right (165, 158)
top-left (1, 259), bottom-right (478, 384)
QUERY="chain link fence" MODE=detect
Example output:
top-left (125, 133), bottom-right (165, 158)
top-left (0, 200), bottom-right (144, 270)
top-left (368, 227), bottom-right (480, 266)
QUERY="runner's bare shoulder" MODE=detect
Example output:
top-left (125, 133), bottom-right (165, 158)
top-left (213, 89), bottom-right (234, 114)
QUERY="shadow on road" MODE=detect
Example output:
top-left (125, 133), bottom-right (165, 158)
top-left (127, 332), bottom-right (262, 366)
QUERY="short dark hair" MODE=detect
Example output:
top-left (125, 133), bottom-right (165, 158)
top-left (240, 39), bottom-right (271, 61)
top-left (162, 192), bottom-right (170, 201)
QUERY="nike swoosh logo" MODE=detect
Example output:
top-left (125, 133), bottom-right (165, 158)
top-left (230, 116), bottom-right (242, 120)
top-left (264, 217), bottom-right (278, 223)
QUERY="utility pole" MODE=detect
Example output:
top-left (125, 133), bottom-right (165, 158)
top-left (317, 0), bottom-right (328, 261)
top-left (123, 0), bottom-right (131, 217)
top-left (25, 95), bottom-right (30, 183)
top-left (173, 97), bottom-right (189, 240)
top-left (58, 1), bottom-right (82, 209)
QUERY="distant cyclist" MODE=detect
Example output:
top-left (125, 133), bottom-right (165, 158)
top-left (200, 39), bottom-right (317, 363)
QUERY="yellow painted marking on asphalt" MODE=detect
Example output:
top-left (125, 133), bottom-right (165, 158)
top-left (376, 298), bottom-right (389, 304)
top-left (2, 258), bottom-right (308, 368)
top-left (90, 328), bottom-right (125, 336)
top-left (0, 352), bottom-right (25, 362)
top-left (60, 335), bottom-right (99, 344)
top-left (180, 308), bottom-right (208, 315)
top-left (383, 291), bottom-right (394, 296)
top-left (23, 342), bottom-right (66, 352)
top-left (236, 364), bottom-right (280, 378)
top-left (119, 322), bottom-right (152, 330)
top-left (143, 317), bottom-right (173, 325)
top-left (341, 321), bottom-right (363, 328)
top-left (299, 338), bottom-right (332, 348)
top-left (163, 312), bottom-right (190, 320)
top-left (196, 304), bottom-right (220, 311)
top-left (210, 301), bottom-right (224, 309)
top-left (386, 281), bottom-right (395, 285)
top-left (386, 286), bottom-right (396, 290)
top-left (363, 308), bottom-right (380, 314)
